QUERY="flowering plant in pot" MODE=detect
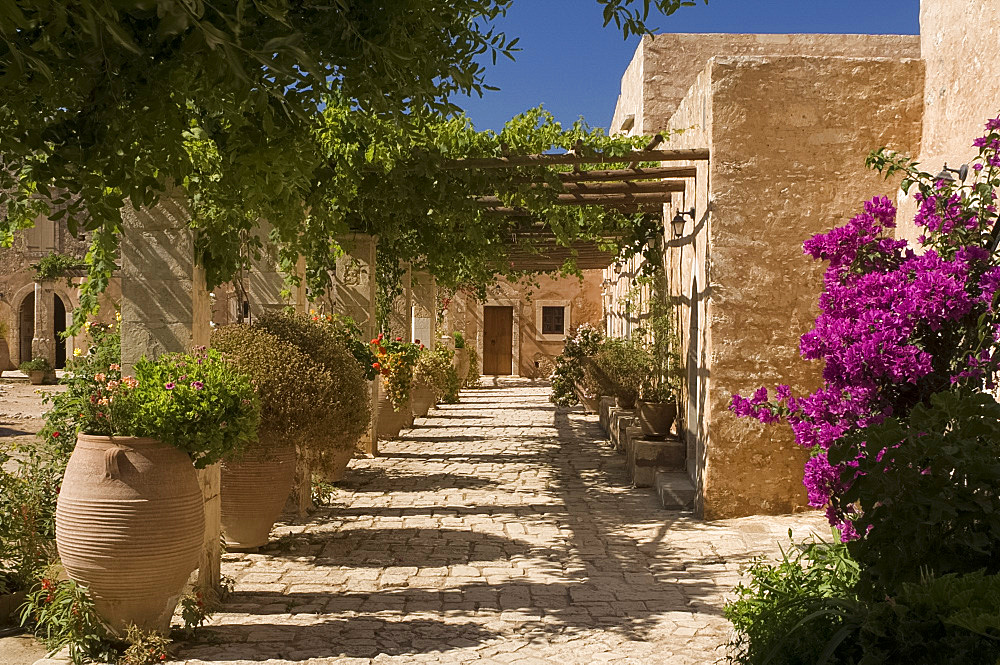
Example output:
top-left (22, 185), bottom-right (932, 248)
top-left (590, 336), bottom-right (648, 409)
top-left (370, 334), bottom-right (420, 438)
top-left (310, 311), bottom-right (379, 381)
top-left (212, 323), bottom-right (346, 549)
top-left (54, 347), bottom-right (259, 633)
top-left (551, 323), bottom-right (604, 408)
top-left (413, 344), bottom-right (460, 415)
top-left (19, 357), bottom-right (53, 384)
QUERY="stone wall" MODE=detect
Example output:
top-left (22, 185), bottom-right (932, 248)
top-left (662, 55), bottom-right (923, 519)
top-left (611, 33), bottom-right (921, 135)
top-left (896, 0), bottom-right (1000, 242)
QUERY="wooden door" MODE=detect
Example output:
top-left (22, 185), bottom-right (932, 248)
top-left (483, 306), bottom-right (513, 375)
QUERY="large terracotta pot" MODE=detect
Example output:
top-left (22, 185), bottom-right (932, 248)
top-left (55, 435), bottom-right (203, 634)
top-left (221, 440), bottom-right (296, 550)
top-left (574, 380), bottom-right (600, 414)
top-left (455, 350), bottom-right (470, 385)
top-left (637, 400), bottom-right (678, 438)
top-left (319, 444), bottom-right (356, 483)
top-left (0, 339), bottom-right (9, 375)
top-left (377, 385), bottom-right (410, 440)
top-left (411, 383), bottom-right (436, 418)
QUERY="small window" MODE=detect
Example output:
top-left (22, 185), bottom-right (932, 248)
top-left (541, 306), bottom-right (565, 335)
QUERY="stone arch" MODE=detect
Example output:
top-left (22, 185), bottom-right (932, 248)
top-left (12, 283), bottom-right (36, 365)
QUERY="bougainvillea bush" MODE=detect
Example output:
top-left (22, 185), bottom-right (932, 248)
top-left (732, 117), bottom-right (1000, 540)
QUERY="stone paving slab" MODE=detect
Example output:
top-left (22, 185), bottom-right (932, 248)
top-left (172, 379), bottom-right (827, 665)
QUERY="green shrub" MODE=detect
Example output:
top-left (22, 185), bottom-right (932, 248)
top-left (453, 331), bottom-right (465, 349)
top-left (857, 571), bottom-right (1000, 665)
top-left (0, 444), bottom-right (60, 595)
top-left (256, 312), bottom-right (370, 458)
top-left (832, 391), bottom-right (1000, 596)
top-left (725, 534), bottom-right (862, 665)
top-left (463, 347), bottom-right (479, 388)
top-left (589, 337), bottom-right (650, 407)
top-left (19, 357), bottom-right (52, 373)
top-left (414, 346), bottom-right (459, 403)
top-left (211, 325), bottom-right (340, 458)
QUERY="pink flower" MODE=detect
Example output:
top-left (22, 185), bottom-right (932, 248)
top-left (191, 381), bottom-right (204, 390)
top-left (165, 382), bottom-right (176, 390)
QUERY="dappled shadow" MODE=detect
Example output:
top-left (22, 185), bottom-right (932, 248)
top-left (334, 466), bottom-right (498, 492)
top-left (261, 527), bottom-right (556, 568)
top-left (176, 617), bottom-right (499, 661)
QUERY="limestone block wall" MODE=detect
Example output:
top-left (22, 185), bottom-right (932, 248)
top-left (611, 33), bottom-right (920, 135)
top-left (663, 55), bottom-right (923, 519)
top-left (896, 0), bottom-right (1000, 242)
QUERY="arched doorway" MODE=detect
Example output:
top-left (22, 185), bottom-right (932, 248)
top-left (18, 292), bottom-right (34, 365)
top-left (54, 294), bottom-right (68, 369)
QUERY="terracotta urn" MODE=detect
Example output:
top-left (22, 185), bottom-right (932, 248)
top-left (637, 400), bottom-right (678, 438)
top-left (454, 350), bottom-right (470, 385)
top-left (574, 380), bottom-right (600, 414)
top-left (411, 382), bottom-right (436, 418)
top-left (55, 435), bottom-right (204, 634)
top-left (0, 339), bottom-right (9, 376)
top-left (221, 440), bottom-right (296, 550)
top-left (321, 444), bottom-right (357, 483)
top-left (27, 370), bottom-right (45, 385)
top-left (376, 383), bottom-right (410, 440)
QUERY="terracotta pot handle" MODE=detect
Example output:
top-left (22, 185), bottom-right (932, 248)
top-left (104, 446), bottom-right (126, 480)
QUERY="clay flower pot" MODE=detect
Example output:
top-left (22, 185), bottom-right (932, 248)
top-left (221, 440), bottom-right (296, 550)
top-left (321, 445), bottom-right (356, 483)
top-left (377, 384), bottom-right (410, 440)
top-left (637, 400), bottom-right (678, 438)
top-left (55, 435), bottom-right (204, 634)
top-left (411, 383), bottom-right (436, 418)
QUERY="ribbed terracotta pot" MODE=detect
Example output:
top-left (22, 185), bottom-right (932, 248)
top-left (318, 444), bottom-right (356, 483)
top-left (221, 440), bottom-right (296, 550)
top-left (55, 435), bottom-right (204, 634)
top-left (411, 383), bottom-right (436, 418)
top-left (637, 400), bottom-right (678, 438)
top-left (377, 384), bottom-right (410, 440)
top-left (454, 351), bottom-right (470, 385)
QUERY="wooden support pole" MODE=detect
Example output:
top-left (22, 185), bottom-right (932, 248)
top-left (512, 165), bottom-right (698, 183)
top-left (476, 192), bottom-right (674, 207)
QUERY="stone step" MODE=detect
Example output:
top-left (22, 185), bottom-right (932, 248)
top-left (625, 427), bottom-right (685, 487)
top-left (598, 396), bottom-right (616, 433)
top-left (655, 471), bottom-right (696, 510)
top-left (610, 411), bottom-right (637, 452)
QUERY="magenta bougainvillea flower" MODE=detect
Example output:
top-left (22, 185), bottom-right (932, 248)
top-left (732, 117), bottom-right (1000, 540)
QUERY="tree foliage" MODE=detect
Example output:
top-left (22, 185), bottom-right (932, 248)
top-left (0, 1), bottom-right (703, 323)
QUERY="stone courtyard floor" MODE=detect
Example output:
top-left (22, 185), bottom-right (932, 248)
top-left (173, 378), bottom-right (827, 665)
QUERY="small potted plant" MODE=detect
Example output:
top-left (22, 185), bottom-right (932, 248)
top-left (370, 334), bottom-right (420, 439)
top-left (635, 305), bottom-right (681, 438)
top-left (590, 337), bottom-right (648, 409)
top-left (19, 357), bottom-right (53, 385)
top-left (550, 324), bottom-right (604, 410)
top-left (212, 323), bottom-right (349, 549)
top-left (413, 344), bottom-right (460, 415)
top-left (54, 348), bottom-right (259, 633)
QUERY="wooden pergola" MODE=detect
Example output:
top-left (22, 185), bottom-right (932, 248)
top-left (443, 136), bottom-right (709, 271)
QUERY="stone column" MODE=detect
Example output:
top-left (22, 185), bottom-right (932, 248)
top-left (410, 270), bottom-right (436, 345)
top-left (335, 234), bottom-right (378, 456)
top-left (120, 195), bottom-right (220, 598)
top-left (31, 280), bottom-right (56, 369)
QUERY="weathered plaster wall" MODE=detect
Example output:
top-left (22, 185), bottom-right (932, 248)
top-left (897, 0), bottom-right (1000, 242)
top-left (665, 55), bottom-right (923, 519)
top-left (611, 33), bottom-right (920, 135)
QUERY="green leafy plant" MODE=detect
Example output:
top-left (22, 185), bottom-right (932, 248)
top-left (19, 357), bottom-right (52, 373)
top-left (414, 345), bottom-right (460, 403)
top-left (551, 324), bottom-right (604, 407)
top-left (832, 390), bottom-right (1000, 597)
top-left (590, 336), bottom-right (650, 407)
top-left (463, 348), bottom-right (480, 389)
top-left (211, 324), bottom-right (344, 463)
top-left (178, 591), bottom-right (211, 637)
top-left (21, 578), bottom-right (115, 665)
top-left (638, 303), bottom-right (681, 403)
top-left (255, 312), bottom-right (371, 464)
top-left (453, 331), bottom-right (466, 349)
top-left (310, 311), bottom-right (379, 381)
top-left (0, 445), bottom-right (59, 595)
top-left (117, 624), bottom-right (171, 665)
top-left (32, 253), bottom-right (81, 285)
top-left (725, 533), bottom-right (862, 665)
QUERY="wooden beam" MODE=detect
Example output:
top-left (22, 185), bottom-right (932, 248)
top-left (538, 165), bottom-right (698, 183)
top-left (555, 180), bottom-right (685, 195)
top-left (481, 204), bottom-right (665, 216)
top-left (442, 147), bottom-right (710, 170)
top-left (477, 192), bottom-right (672, 207)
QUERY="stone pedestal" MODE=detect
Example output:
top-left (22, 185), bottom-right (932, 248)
top-left (410, 270), bottom-right (435, 345)
top-left (389, 262), bottom-right (412, 342)
top-left (610, 410), bottom-right (637, 452)
top-left (120, 196), bottom-right (220, 597)
top-left (598, 397), bottom-right (617, 434)
top-left (624, 427), bottom-right (686, 488)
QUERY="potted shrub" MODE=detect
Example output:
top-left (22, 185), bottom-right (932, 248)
top-left (635, 305), bottom-right (682, 438)
top-left (413, 344), bottom-right (460, 415)
top-left (53, 349), bottom-right (259, 633)
top-left (550, 324), bottom-right (604, 410)
top-left (370, 334), bottom-right (420, 439)
top-left (19, 357), bottom-right (53, 385)
top-left (211, 324), bottom-right (346, 549)
top-left (257, 312), bottom-right (371, 481)
top-left (590, 337), bottom-right (648, 409)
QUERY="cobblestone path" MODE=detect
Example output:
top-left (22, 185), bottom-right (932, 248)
top-left (175, 379), bottom-right (827, 665)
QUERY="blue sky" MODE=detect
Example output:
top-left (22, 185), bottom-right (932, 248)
top-left (456, 0), bottom-right (920, 133)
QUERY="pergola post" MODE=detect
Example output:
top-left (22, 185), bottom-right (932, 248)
top-left (389, 262), bottom-right (412, 342)
top-left (335, 234), bottom-right (379, 456)
top-left (410, 270), bottom-right (436, 345)
top-left (120, 194), bottom-right (220, 598)
top-left (31, 279), bottom-right (56, 370)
